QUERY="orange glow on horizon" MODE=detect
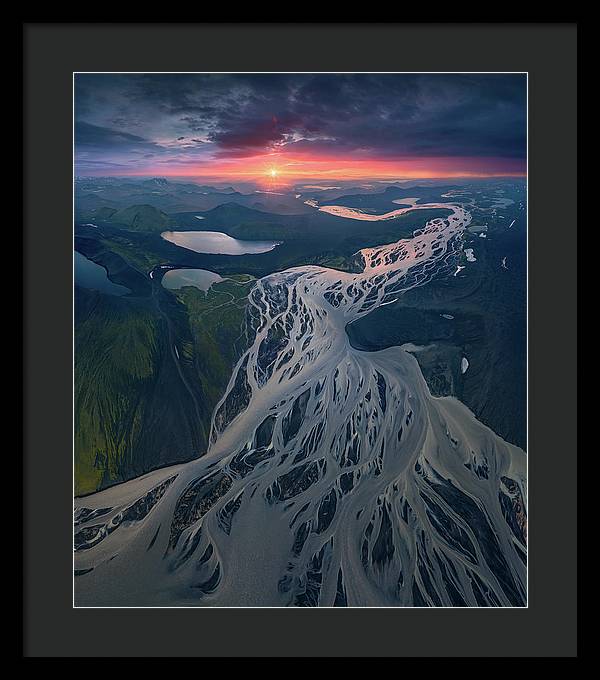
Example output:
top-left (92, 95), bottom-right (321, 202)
top-left (98, 152), bottom-right (526, 182)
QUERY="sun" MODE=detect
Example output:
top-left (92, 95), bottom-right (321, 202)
top-left (268, 167), bottom-right (279, 178)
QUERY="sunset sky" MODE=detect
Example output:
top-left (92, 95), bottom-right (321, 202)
top-left (74, 73), bottom-right (527, 181)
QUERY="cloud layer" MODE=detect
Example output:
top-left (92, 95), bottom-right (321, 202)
top-left (75, 73), bottom-right (527, 178)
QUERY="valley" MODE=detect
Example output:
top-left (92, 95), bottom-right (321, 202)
top-left (74, 178), bottom-right (527, 607)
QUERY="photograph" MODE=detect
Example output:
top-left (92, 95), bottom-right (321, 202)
top-left (73, 72), bottom-right (528, 608)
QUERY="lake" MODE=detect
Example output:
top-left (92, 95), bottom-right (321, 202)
top-left (74, 251), bottom-right (131, 296)
top-left (162, 268), bottom-right (223, 292)
top-left (161, 230), bottom-right (281, 255)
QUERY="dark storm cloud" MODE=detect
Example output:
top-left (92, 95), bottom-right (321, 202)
top-left (74, 73), bottom-right (526, 172)
top-left (281, 73), bottom-right (527, 158)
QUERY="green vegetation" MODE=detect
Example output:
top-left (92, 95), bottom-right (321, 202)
top-left (75, 290), bottom-right (161, 494)
top-left (173, 276), bottom-right (255, 409)
top-left (74, 270), bottom-right (255, 495)
top-left (80, 204), bottom-right (174, 232)
top-left (109, 204), bottom-right (173, 231)
top-left (99, 233), bottom-right (164, 272)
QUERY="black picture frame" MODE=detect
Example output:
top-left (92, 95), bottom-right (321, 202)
top-left (23, 22), bottom-right (578, 659)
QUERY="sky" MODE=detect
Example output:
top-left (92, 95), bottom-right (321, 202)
top-left (74, 73), bottom-right (527, 182)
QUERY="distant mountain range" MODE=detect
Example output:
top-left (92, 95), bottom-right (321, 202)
top-left (75, 176), bottom-right (315, 216)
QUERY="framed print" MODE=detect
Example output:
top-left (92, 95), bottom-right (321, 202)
top-left (72, 71), bottom-right (527, 610)
top-left (23, 23), bottom-right (578, 658)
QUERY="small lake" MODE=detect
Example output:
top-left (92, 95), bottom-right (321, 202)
top-left (162, 268), bottom-right (224, 292)
top-left (161, 230), bottom-right (281, 255)
top-left (74, 251), bottom-right (130, 296)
